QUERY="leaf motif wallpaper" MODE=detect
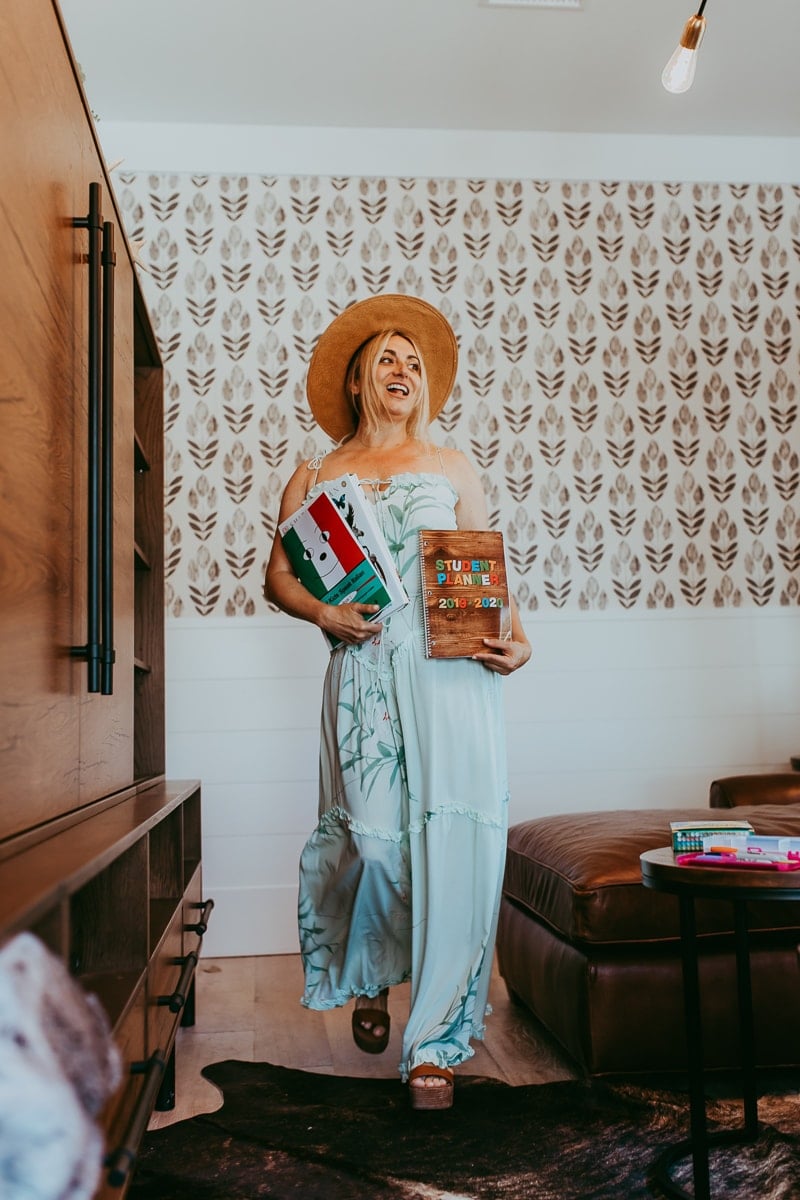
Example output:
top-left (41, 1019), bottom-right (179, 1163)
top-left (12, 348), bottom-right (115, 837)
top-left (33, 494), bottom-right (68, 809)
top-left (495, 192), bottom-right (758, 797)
top-left (118, 174), bottom-right (800, 617)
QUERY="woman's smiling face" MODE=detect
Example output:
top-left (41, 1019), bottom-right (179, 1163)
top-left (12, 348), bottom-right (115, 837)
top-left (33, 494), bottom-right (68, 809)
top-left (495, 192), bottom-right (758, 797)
top-left (372, 334), bottom-right (422, 419)
top-left (346, 328), bottom-right (431, 438)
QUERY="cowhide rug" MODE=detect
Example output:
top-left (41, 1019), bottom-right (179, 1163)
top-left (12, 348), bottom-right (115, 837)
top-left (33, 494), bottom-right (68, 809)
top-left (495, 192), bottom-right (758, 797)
top-left (128, 1060), bottom-right (800, 1199)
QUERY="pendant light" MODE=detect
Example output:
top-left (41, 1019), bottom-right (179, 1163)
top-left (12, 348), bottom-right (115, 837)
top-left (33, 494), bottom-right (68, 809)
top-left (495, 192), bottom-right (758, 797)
top-left (662, 0), bottom-right (707, 94)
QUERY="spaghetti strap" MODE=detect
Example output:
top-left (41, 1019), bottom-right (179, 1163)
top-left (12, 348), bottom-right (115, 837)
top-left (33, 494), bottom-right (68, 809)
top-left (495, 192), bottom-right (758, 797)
top-left (435, 445), bottom-right (450, 482)
top-left (305, 451), bottom-right (327, 495)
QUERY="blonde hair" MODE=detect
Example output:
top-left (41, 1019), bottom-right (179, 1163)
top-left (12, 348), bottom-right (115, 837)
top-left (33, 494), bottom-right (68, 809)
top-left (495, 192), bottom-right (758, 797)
top-left (344, 330), bottom-right (431, 440)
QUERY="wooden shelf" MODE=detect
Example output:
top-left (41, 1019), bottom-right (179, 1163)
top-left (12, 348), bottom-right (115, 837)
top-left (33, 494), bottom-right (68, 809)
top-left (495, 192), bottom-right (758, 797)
top-left (133, 336), bottom-right (165, 784)
top-left (133, 429), bottom-right (150, 473)
top-left (78, 969), bottom-right (147, 1030)
top-left (0, 779), bottom-right (206, 1194)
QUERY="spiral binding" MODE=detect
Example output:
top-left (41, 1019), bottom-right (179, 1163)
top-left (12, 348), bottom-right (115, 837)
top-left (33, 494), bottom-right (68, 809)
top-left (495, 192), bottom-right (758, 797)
top-left (419, 532), bottom-right (435, 656)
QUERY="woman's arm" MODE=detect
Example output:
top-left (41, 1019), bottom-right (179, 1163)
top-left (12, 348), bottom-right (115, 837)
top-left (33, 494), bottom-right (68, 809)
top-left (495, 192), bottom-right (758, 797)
top-left (446, 449), bottom-right (532, 676)
top-left (264, 463), bottom-right (384, 646)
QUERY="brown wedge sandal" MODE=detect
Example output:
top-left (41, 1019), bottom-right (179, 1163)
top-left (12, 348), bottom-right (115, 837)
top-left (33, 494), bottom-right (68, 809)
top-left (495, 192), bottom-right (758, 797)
top-left (351, 993), bottom-right (390, 1055)
top-left (408, 1064), bottom-right (454, 1110)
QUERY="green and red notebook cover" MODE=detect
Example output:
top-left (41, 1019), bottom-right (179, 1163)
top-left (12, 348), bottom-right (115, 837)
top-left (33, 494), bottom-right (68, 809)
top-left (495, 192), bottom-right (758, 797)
top-left (280, 475), bottom-right (408, 649)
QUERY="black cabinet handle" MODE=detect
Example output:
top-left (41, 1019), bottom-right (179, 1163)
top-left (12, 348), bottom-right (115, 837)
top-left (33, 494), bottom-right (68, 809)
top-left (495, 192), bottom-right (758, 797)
top-left (105, 1052), bottom-right (166, 1187)
top-left (71, 182), bottom-right (103, 692)
top-left (71, 185), bottom-right (116, 694)
top-left (184, 897), bottom-right (215, 935)
top-left (157, 951), bottom-right (198, 1013)
top-left (100, 219), bottom-right (116, 695)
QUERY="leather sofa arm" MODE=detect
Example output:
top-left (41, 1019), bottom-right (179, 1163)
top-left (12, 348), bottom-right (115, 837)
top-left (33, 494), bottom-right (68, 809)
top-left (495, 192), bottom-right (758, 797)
top-left (710, 772), bottom-right (800, 809)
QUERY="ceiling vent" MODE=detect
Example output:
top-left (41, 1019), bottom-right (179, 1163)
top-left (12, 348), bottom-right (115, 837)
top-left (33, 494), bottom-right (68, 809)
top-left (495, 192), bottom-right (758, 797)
top-left (483, 0), bottom-right (582, 8)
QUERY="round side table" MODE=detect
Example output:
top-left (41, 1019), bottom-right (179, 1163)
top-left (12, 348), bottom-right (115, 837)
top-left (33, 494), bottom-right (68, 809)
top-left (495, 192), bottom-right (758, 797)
top-left (640, 847), bottom-right (800, 1200)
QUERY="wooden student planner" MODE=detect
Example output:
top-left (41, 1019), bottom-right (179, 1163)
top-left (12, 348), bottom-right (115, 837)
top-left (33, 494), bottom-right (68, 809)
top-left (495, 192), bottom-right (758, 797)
top-left (419, 529), bottom-right (511, 658)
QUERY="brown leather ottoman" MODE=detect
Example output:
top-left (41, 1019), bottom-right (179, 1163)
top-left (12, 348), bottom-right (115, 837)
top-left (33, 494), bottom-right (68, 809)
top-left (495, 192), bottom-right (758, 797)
top-left (496, 781), bottom-right (800, 1075)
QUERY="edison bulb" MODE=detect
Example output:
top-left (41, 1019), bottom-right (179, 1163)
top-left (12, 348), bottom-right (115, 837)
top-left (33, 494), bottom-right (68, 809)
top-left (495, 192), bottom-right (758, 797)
top-left (661, 14), bottom-right (706, 95)
top-left (662, 45), bottom-right (699, 93)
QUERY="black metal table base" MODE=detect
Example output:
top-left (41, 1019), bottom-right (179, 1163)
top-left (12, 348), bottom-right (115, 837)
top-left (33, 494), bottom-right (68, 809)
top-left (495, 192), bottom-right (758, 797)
top-left (651, 893), bottom-right (761, 1200)
top-left (641, 850), bottom-right (800, 1199)
top-left (653, 1126), bottom-right (761, 1200)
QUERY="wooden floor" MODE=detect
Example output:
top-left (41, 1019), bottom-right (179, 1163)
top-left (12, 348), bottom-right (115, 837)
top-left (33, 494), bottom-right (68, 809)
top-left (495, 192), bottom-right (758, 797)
top-left (150, 953), bottom-right (580, 1129)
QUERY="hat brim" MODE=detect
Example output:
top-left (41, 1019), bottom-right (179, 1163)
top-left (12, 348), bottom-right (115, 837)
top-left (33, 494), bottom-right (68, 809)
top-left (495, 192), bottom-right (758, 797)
top-left (306, 295), bottom-right (458, 443)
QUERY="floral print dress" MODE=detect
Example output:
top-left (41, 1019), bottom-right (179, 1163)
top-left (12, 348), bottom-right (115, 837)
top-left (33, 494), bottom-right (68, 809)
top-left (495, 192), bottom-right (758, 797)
top-left (298, 470), bottom-right (509, 1080)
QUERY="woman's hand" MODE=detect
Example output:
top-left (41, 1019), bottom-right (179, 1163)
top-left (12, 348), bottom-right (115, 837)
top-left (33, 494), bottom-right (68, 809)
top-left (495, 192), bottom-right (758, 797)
top-left (472, 637), bottom-right (532, 676)
top-left (446, 451), bottom-right (532, 677)
top-left (320, 602), bottom-right (384, 646)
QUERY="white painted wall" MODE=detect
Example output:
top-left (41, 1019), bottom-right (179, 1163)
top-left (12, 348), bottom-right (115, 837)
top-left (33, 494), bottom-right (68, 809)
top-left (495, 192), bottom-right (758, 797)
top-left (100, 121), bottom-right (800, 184)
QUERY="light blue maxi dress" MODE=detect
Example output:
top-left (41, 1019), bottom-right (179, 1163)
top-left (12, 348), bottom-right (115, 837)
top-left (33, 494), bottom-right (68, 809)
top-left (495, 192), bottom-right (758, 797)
top-left (298, 470), bottom-right (510, 1080)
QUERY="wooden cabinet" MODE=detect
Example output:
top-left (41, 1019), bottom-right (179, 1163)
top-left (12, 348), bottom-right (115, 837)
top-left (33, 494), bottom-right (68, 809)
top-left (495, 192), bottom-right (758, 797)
top-left (0, 2), bottom-right (206, 1193)
top-left (0, 779), bottom-right (208, 1196)
top-left (0, 0), bottom-right (139, 834)
top-left (133, 311), bottom-right (166, 781)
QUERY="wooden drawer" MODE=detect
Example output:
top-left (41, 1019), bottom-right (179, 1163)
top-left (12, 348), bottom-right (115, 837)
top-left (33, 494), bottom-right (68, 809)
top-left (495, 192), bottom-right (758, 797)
top-left (182, 864), bottom-right (206, 957)
top-left (147, 903), bottom-right (187, 1057)
top-left (97, 988), bottom-right (147, 1195)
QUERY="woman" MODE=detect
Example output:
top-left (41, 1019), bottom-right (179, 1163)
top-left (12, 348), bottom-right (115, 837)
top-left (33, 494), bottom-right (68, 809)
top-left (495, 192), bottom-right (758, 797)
top-left (264, 294), bottom-right (531, 1109)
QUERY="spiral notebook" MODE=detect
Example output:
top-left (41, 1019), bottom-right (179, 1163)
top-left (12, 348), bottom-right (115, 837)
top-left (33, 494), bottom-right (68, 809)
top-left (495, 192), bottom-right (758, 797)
top-left (418, 529), bottom-right (511, 659)
top-left (280, 475), bottom-right (408, 649)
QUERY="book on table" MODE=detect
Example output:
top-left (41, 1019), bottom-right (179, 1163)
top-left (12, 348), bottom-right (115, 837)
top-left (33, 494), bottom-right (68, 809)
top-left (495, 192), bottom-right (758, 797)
top-left (279, 474), bottom-right (409, 649)
top-left (418, 529), bottom-right (511, 659)
top-left (669, 819), bottom-right (754, 854)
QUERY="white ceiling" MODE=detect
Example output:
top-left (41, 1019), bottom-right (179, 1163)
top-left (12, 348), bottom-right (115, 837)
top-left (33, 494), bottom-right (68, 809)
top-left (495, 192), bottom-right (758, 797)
top-left (60, 0), bottom-right (800, 140)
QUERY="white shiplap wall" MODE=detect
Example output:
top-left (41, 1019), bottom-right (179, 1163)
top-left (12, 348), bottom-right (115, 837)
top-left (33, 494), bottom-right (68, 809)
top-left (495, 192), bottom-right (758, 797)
top-left (167, 609), bottom-right (800, 956)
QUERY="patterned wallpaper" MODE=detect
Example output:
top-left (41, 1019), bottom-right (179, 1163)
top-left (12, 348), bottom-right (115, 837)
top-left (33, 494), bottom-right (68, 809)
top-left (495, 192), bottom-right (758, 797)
top-left (117, 174), bottom-right (800, 616)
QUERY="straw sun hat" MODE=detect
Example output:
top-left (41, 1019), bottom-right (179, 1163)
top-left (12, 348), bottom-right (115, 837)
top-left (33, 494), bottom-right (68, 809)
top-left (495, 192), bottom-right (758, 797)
top-left (306, 294), bottom-right (458, 443)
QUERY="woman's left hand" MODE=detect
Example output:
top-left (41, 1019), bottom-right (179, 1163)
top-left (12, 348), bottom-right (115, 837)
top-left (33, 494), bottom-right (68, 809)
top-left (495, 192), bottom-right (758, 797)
top-left (472, 638), bottom-right (532, 676)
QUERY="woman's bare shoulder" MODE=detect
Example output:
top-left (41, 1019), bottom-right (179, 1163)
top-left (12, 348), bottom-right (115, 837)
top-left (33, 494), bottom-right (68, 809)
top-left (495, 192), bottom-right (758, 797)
top-left (310, 444), bottom-right (360, 481)
top-left (278, 453), bottom-right (333, 513)
top-left (436, 444), bottom-right (480, 484)
top-left (287, 445), bottom-right (350, 484)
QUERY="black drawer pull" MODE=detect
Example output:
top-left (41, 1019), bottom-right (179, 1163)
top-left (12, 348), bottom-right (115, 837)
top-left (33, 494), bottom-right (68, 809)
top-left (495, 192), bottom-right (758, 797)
top-left (184, 896), bottom-right (215, 935)
top-left (99, 218), bottom-right (116, 695)
top-left (71, 182), bottom-right (103, 693)
top-left (71, 183), bottom-right (116, 694)
top-left (157, 951), bottom-right (198, 1012)
top-left (105, 1053), bottom-right (166, 1187)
